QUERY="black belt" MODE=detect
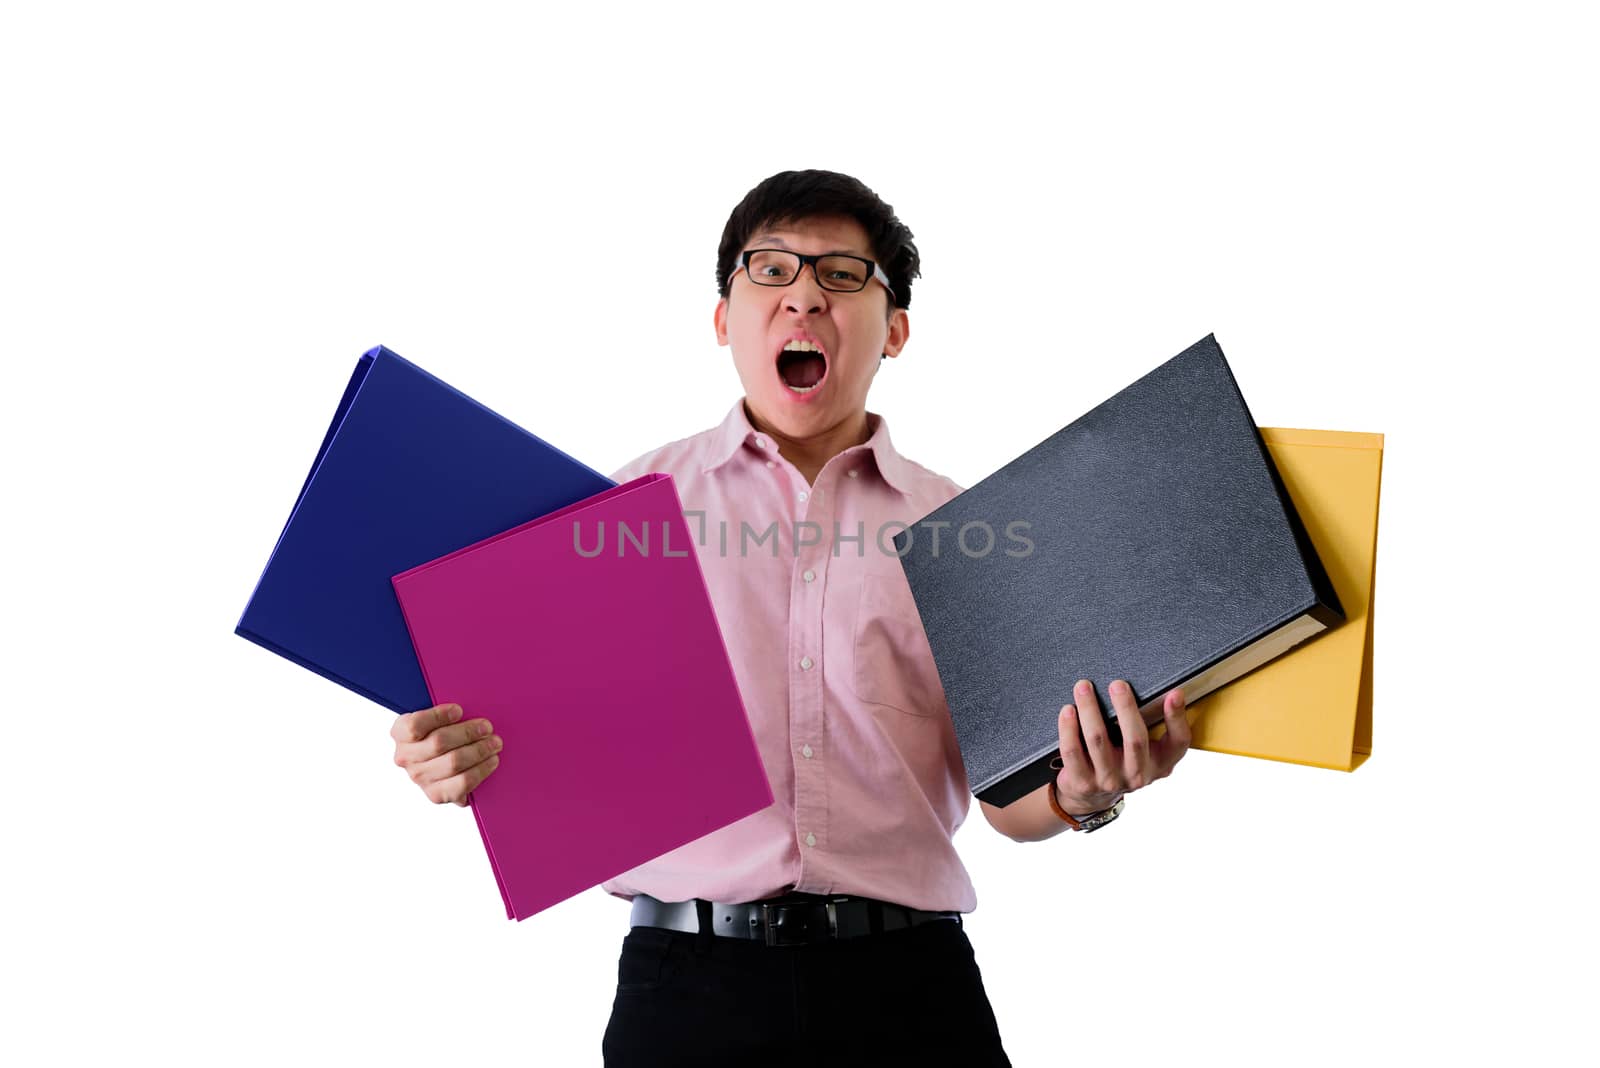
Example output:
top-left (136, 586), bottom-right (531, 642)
top-left (629, 891), bottom-right (962, 947)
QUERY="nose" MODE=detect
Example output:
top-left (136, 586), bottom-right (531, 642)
top-left (783, 263), bottom-right (829, 316)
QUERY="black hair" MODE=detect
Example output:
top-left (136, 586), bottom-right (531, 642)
top-left (715, 170), bottom-right (921, 312)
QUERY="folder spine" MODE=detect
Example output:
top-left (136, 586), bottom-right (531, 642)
top-left (364, 345), bottom-right (616, 490)
top-left (233, 624), bottom-right (411, 715)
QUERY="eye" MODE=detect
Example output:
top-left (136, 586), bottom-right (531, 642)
top-left (745, 251), bottom-right (797, 283)
top-left (817, 256), bottom-right (868, 285)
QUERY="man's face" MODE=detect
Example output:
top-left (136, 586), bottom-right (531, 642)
top-left (714, 214), bottom-right (908, 441)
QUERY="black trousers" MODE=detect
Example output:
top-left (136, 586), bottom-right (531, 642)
top-left (601, 915), bottom-right (1011, 1067)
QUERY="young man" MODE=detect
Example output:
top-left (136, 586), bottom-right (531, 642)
top-left (389, 171), bottom-right (1193, 1066)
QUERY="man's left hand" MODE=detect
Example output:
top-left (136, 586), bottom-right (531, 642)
top-left (1054, 679), bottom-right (1192, 816)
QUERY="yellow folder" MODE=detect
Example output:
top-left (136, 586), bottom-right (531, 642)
top-left (1181, 427), bottom-right (1384, 771)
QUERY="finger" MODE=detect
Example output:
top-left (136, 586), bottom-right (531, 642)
top-left (418, 718), bottom-right (495, 760)
top-left (390, 703), bottom-right (462, 745)
top-left (1072, 679), bottom-right (1118, 783)
top-left (1055, 703), bottom-right (1094, 786)
top-left (431, 751), bottom-right (501, 806)
top-left (1154, 688), bottom-right (1192, 775)
top-left (410, 732), bottom-right (503, 785)
top-left (1108, 679), bottom-right (1153, 789)
top-left (394, 717), bottom-right (494, 768)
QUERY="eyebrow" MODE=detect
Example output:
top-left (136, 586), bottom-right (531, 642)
top-left (746, 234), bottom-right (872, 259)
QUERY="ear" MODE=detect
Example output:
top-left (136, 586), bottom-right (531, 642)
top-left (882, 307), bottom-right (909, 359)
top-left (713, 296), bottom-right (730, 347)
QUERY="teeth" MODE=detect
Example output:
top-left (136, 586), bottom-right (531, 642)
top-left (786, 383), bottom-right (818, 394)
top-left (782, 339), bottom-right (821, 354)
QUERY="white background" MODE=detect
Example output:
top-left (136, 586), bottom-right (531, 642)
top-left (4, 2), bottom-right (1597, 1065)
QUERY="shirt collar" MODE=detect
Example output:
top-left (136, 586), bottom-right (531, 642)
top-left (700, 397), bottom-right (916, 497)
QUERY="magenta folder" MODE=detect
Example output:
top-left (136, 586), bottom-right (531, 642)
top-left (391, 473), bottom-right (773, 920)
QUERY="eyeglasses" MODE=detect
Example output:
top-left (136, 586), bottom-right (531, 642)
top-left (734, 249), bottom-right (896, 300)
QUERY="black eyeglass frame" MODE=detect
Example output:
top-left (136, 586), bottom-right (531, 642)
top-left (734, 249), bottom-right (897, 301)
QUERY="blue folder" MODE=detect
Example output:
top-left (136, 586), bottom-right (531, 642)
top-left (236, 345), bottom-right (615, 714)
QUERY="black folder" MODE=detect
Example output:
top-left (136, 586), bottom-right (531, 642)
top-left (894, 335), bottom-right (1344, 806)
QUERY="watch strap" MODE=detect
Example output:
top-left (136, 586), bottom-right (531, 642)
top-left (1048, 784), bottom-right (1125, 832)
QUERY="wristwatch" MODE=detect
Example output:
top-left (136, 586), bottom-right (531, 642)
top-left (1048, 785), bottom-right (1126, 832)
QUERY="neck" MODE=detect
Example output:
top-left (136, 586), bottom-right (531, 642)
top-left (743, 400), bottom-right (872, 486)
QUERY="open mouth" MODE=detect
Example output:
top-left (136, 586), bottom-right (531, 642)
top-left (776, 339), bottom-right (828, 396)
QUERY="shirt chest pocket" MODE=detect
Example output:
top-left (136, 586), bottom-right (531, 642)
top-left (849, 572), bottom-right (947, 718)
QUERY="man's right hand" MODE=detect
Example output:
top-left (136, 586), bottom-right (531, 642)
top-left (391, 703), bottom-right (502, 807)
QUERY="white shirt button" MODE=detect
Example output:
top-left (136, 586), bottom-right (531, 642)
top-left (798, 490), bottom-right (808, 502)
top-left (801, 744), bottom-right (813, 759)
top-left (765, 460), bottom-right (775, 468)
top-left (847, 470), bottom-right (859, 479)
top-left (754, 436), bottom-right (767, 448)
top-left (805, 833), bottom-right (817, 847)
top-left (799, 656), bottom-right (813, 670)
top-left (802, 568), bottom-right (815, 583)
